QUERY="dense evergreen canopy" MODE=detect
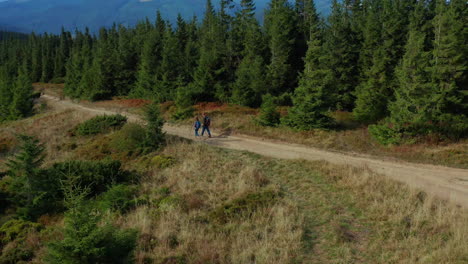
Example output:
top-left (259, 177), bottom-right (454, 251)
top-left (0, 0), bottom-right (466, 141)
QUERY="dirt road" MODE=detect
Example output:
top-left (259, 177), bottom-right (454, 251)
top-left (41, 94), bottom-right (468, 208)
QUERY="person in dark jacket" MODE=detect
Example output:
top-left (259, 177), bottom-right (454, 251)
top-left (194, 116), bottom-right (201, 137)
top-left (201, 112), bottom-right (212, 138)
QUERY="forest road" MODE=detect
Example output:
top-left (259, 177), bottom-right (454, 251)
top-left (41, 94), bottom-right (468, 208)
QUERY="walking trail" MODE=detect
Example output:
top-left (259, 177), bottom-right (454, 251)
top-left (41, 94), bottom-right (468, 208)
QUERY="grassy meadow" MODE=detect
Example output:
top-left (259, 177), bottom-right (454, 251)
top-left (0, 101), bottom-right (467, 263)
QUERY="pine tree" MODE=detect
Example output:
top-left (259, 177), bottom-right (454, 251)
top-left (64, 31), bottom-right (88, 98)
top-left (142, 103), bottom-right (165, 153)
top-left (191, 0), bottom-right (226, 101)
top-left (429, 0), bottom-right (468, 137)
top-left (46, 185), bottom-right (137, 264)
top-left (257, 94), bottom-right (280, 127)
top-left (40, 34), bottom-right (55, 82)
top-left (29, 33), bottom-right (43, 82)
top-left (10, 63), bottom-right (34, 119)
top-left (285, 16), bottom-right (334, 130)
top-left (264, 0), bottom-right (298, 95)
top-left (231, 0), bottom-right (267, 107)
top-left (323, 0), bottom-right (360, 110)
top-left (6, 135), bottom-right (46, 219)
top-left (53, 28), bottom-right (72, 80)
top-left (354, 47), bottom-right (390, 123)
top-left (113, 25), bottom-right (138, 96)
top-left (0, 66), bottom-right (13, 121)
top-left (131, 30), bottom-right (158, 98)
top-left (154, 25), bottom-right (183, 102)
top-left (389, 27), bottom-right (432, 131)
top-left (181, 16), bottom-right (199, 84)
top-left (132, 14), bottom-right (165, 99)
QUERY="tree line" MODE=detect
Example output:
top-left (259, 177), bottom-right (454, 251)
top-left (0, 0), bottom-right (466, 143)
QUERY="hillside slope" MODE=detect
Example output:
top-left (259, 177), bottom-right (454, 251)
top-left (0, 0), bottom-right (332, 34)
top-left (40, 93), bottom-right (468, 208)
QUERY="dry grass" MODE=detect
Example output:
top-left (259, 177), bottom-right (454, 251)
top-left (114, 141), bottom-right (468, 264)
top-left (1, 105), bottom-right (467, 264)
top-left (120, 143), bottom-right (304, 264)
top-left (0, 103), bottom-right (94, 170)
top-left (170, 107), bottom-right (468, 169)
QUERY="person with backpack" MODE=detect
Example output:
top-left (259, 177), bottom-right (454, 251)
top-left (194, 116), bottom-right (201, 137)
top-left (201, 112), bottom-right (212, 138)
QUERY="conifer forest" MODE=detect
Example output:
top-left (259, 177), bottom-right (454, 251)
top-left (0, 0), bottom-right (467, 143)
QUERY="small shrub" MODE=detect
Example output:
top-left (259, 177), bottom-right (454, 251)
top-left (150, 155), bottom-right (176, 169)
top-left (0, 220), bottom-right (42, 263)
top-left (47, 159), bottom-right (130, 197)
top-left (0, 219), bottom-right (41, 245)
top-left (257, 94), bottom-right (280, 127)
top-left (75, 114), bottom-right (127, 136)
top-left (111, 123), bottom-right (147, 153)
top-left (97, 184), bottom-right (138, 213)
top-left (369, 124), bottom-right (402, 145)
top-left (209, 190), bottom-right (280, 224)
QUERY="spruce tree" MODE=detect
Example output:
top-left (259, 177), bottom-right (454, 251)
top-left (264, 0), bottom-right (298, 95)
top-left (429, 0), bottom-right (468, 137)
top-left (322, 0), bottom-right (360, 110)
top-left (285, 15), bottom-right (334, 130)
top-left (354, 47), bottom-right (390, 123)
top-left (131, 30), bottom-right (158, 98)
top-left (231, 0), bottom-right (267, 107)
top-left (258, 94), bottom-right (280, 127)
top-left (10, 64), bottom-right (34, 119)
top-left (191, 0), bottom-right (226, 101)
top-left (142, 103), bottom-right (165, 153)
top-left (6, 135), bottom-right (46, 219)
top-left (0, 66), bottom-right (13, 121)
top-left (132, 14), bottom-right (165, 99)
top-left (40, 34), bottom-right (55, 83)
top-left (113, 25), bottom-right (138, 96)
top-left (30, 33), bottom-right (43, 82)
top-left (155, 25), bottom-right (183, 102)
top-left (388, 28), bottom-right (432, 131)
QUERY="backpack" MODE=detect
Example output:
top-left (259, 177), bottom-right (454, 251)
top-left (203, 116), bottom-right (211, 127)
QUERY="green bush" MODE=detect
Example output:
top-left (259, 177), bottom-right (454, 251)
top-left (209, 190), bottom-right (280, 224)
top-left (257, 94), bottom-right (280, 127)
top-left (0, 219), bottom-right (42, 264)
top-left (150, 155), bottom-right (176, 169)
top-left (46, 198), bottom-right (137, 264)
top-left (97, 185), bottom-right (138, 213)
top-left (368, 124), bottom-right (402, 145)
top-left (47, 159), bottom-right (130, 197)
top-left (75, 115), bottom-right (127, 136)
top-left (110, 123), bottom-right (147, 153)
top-left (0, 219), bottom-right (41, 245)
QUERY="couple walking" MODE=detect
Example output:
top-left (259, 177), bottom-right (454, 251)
top-left (194, 113), bottom-right (211, 138)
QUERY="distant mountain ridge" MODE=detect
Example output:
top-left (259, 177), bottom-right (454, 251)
top-left (0, 0), bottom-right (332, 34)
